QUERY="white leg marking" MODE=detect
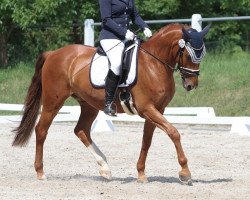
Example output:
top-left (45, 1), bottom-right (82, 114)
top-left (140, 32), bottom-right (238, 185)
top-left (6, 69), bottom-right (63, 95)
top-left (88, 142), bottom-right (112, 180)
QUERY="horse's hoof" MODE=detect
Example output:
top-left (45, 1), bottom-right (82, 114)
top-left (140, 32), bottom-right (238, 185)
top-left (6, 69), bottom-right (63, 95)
top-left (37, 173), bottom-right (46, 180)
top-left (137, 176), bottom-right (148, 183)
top-left (100, 170), bottom-right (112, 180)
top-left (179, 174), bottom-right (193, 186)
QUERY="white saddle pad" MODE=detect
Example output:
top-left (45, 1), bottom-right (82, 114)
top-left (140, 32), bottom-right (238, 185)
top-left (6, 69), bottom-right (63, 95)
top-left (90, 41), bottom-right (139, 88)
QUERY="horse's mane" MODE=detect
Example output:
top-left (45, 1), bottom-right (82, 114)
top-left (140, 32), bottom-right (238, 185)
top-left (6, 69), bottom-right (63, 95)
top-left (150, 23), bottom-right (190, 40)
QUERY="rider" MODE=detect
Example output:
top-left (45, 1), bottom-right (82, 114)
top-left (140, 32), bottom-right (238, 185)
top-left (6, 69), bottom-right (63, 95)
top-left (98, 0), bottom-right (152, 116)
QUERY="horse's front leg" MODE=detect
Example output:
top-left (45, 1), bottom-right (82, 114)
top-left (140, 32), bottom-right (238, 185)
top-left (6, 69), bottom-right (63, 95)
top-left (137, 120), bottom-right (155, 183)
top-left (141, 106), bottom-right (192, 185)
top-left (74, 101), bottom-right (112, 180)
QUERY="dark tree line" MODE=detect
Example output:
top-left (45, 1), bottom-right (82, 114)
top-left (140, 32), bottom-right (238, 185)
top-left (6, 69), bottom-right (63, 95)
top-left (0, 0), bottom-right (249, 67)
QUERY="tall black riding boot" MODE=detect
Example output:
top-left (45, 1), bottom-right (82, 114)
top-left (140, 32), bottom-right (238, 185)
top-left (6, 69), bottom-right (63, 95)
top-left (104, 69), bottom-right (120, 116)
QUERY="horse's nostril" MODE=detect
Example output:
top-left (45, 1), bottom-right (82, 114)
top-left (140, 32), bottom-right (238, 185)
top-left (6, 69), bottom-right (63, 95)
top-left (187, 85), bottom-right (193, 91)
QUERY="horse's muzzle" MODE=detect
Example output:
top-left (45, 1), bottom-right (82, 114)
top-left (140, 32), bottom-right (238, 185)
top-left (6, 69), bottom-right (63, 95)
top-left (182, 77), bottom-right (198, 91)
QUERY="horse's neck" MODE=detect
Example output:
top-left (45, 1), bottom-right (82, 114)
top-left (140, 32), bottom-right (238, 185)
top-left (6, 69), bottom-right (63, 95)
top-left (138, 33), bottom-right (177, 101)
top-left (136, 26), bottom-right (182, 100)
top-left (143, 28), bottom-right (181, 67)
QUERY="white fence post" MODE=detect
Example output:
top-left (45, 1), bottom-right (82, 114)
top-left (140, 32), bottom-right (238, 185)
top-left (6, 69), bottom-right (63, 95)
top-left (191, 14), bottom-right (202, 31)
top-left (84, 19), bottom-right (95, 46)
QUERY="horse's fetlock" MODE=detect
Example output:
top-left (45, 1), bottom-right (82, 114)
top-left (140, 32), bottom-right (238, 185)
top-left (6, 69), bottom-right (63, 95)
top-left (137, 163), bottom-right (145, 172)
top-left (179, 157), bottom-right (188, 166)
top-left (34, 162), bottom-right (43, 172)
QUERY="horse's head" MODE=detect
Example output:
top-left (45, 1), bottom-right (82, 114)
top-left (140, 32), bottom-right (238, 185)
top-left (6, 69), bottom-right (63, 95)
top-left (176, 25), bottom-right (211, 91)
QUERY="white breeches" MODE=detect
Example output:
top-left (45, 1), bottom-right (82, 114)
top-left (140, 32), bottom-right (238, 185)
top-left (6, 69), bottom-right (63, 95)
top-left (100, 39), bottom-right (125, 75)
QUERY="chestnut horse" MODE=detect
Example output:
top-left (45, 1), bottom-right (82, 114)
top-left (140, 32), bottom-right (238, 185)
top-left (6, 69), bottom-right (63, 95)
top-left (12, 24), bottom-right (210, 185)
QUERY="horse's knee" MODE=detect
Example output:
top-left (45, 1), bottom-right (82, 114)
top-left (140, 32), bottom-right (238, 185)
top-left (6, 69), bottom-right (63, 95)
top-left (167, 127), bottom-right (180, 142)
top-left (74, 127), bottom-right (79, 136)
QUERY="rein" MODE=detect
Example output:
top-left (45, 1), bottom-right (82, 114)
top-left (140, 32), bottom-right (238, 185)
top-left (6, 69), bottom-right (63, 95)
top-left (139, 43), bottom-right (200, 78)
top-left (140, 38), bottom-right (200, 78)
top-left (139, 45), bottom-right (176, 71)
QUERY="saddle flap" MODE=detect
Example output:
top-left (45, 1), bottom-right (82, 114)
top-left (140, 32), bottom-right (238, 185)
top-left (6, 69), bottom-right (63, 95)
top-left (90, 38), bottom-right (140, 88)
top-left (120, 41), bottom-right (137, 84)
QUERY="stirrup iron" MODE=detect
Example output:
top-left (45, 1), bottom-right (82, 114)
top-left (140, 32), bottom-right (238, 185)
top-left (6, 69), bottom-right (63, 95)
top-left (104, 102), bottom-right (117, 116)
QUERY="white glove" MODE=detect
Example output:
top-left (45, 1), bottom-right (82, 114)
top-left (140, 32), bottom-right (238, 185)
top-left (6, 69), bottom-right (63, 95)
top-left (143, 27), bottom-right (152, 38)
top-left (125, 30), bottom-right (135, 41)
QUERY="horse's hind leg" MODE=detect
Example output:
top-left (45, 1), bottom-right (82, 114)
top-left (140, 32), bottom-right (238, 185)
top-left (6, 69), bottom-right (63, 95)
top-left (34, 109), bottom-right (60, 179)
top-left (34, 95), bottom-right (68, 180)
top-left (137, 120), bottom-right (155, 183)
top-left (74, 100), bottom-right (112, 180)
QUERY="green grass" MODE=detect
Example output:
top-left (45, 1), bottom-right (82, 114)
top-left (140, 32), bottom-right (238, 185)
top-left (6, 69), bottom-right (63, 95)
top-left (0, 62), bottom-right (34, 104)
top-left (0, 52), bottom-right (249, 116)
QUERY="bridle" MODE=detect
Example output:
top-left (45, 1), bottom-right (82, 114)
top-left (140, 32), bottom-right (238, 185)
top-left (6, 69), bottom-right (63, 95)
top-left (138, 38), bottom-right (201, 78)
top-left (176, 47), bottom-right (200, 78)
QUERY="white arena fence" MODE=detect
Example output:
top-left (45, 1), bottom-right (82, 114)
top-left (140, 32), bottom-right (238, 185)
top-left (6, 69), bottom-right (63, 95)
top-left (84, 15), bottom-right (250, 46)
top-left (0, 103), bottom-right (249, 136)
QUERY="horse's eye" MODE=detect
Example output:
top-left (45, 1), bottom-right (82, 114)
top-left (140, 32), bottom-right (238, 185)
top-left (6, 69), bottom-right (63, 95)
top-left (187, 54), bottom-right (191, 61)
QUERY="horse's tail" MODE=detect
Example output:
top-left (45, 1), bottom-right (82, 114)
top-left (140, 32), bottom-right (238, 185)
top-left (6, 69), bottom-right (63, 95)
top-left (12, 52), bottom-right (50, 147)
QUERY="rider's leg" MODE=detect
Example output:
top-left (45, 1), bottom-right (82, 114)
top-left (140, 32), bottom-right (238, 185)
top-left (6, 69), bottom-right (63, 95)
top-left (100, 39), bottom-right (125, 116)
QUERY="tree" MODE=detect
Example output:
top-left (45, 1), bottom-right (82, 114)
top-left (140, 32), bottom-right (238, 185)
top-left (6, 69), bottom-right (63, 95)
top-left (0, 0), bottom-right (249, 67)
top-left (0, 0), bottom-right (98, 67)
top-left (175, 0), bottom-right (250, 52)
top-left (136, 0), bottom-right (180, 19)
top-left (0, 1), bottom-right (16, 67)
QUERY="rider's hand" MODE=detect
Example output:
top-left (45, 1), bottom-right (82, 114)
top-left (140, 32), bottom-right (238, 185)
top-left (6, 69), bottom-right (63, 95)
top-left (143, 27), bottom-right (152, 38)
top-left (125, 30), bottom-right (135, 41)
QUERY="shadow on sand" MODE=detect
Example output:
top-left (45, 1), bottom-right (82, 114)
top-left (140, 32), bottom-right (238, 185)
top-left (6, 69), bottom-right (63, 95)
top-left (48, 174), bottom-right (233, 185)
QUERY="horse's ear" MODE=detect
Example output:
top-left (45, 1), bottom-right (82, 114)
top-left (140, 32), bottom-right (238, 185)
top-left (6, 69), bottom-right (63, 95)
top-left (182, 27), bottom-right (191, 40)
top-left (200, 24), bottom-right (211, 38)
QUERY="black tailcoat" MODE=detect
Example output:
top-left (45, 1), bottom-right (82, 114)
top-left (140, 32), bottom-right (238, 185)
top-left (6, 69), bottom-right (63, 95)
top-left (98, 0), bottom-right (149, 40)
